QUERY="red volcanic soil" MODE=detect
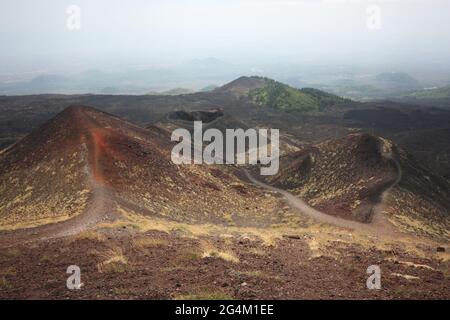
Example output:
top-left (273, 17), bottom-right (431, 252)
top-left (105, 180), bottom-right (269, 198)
top-left (0, 106), bottom-right (449, 300)
top-left (0, 105), bottom-right (287, 246)
top-left (0, 106), bottom-right (124, 245)
top-left (88, 128), bottom-right (107, 184)
top-left (0, 230), bottom-right (448, 300)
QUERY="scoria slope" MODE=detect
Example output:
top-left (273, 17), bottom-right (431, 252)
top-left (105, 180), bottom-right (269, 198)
top-left (0, 105), bottom-right (288, 238)
top-left (0, 106), bottom-right (93, 230)
top-left (267, 133), bottom-right (450, 241)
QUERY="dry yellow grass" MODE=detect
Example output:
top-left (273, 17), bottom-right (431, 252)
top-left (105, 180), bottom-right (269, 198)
top-left (175, 249), bottom-right (203, 263)
top-left (0, 277), bottom-right (12, 290)
top-left (0, 214), bottom-right (82, 231)
top-left (200, 241), bottom-right (239, 263)
top-left (384, 258), bottom-right (435, 271)
top-left (96, 246), bottom-right (130, 273)
top-left (97, 205), bottom-right (444, 264)
top-left (202, 249), bottom-right (239, 263)
top-left (111, 287), bottom-right (131, 296)
top-left (437, 251), bottom-right (450, 262)
top-left (391, 272), bottom-right (420, 280)
top-left (72, 230), bottom-right (106, 242)
top-left (0, 154), bottom-right (90, 231)
top-left (98, 206), bottom-right (286, 246)
top-left (132, 237), bottom-right (168, 250)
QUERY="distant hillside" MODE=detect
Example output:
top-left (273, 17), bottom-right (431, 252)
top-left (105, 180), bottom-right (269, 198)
top-left (315, 72), bottom-right (421, 101)
top-left (216, 76), bottom-right (267, 96)
top-left (394, 86), bottom-right (450, 108)
top-left (247, 77), bottom-right (349, 112)
top-left (164, 88), bottom-right (195, 95)
top-left (146, 88), bottom-right (195, 95)
top-left (374, 72), bottom-right (420, 87)
top-left (200, 85), bottom-right (219, 92)
top-left (408, 86), bottom-right (450, 99)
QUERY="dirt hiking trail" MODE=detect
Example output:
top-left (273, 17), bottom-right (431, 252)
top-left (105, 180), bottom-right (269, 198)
top-left (0, 109), bottom-right (117, 247)
top-left (244, 168), bottom-right (402, 239)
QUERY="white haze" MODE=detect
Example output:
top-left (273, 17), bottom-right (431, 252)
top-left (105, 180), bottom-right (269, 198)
top-left (0, 0), bottom-right (449, 89)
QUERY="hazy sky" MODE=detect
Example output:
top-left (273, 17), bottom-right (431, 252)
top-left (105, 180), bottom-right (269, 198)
top-left (1, 0), bottom-right (450, 73)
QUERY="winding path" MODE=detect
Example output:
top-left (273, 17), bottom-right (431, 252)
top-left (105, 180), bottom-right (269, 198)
top-left (244, 166), bottom-right (401, 239)
top-left (371, 151), bottom-right (403, 221)
top-left (1, 107), bottom-right (405, 246)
